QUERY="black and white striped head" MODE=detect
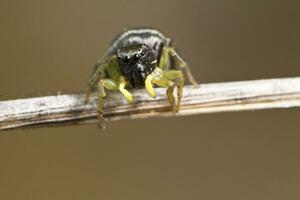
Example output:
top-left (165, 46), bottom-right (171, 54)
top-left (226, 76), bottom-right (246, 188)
top-left (117, 43), bottom-right (157, 88)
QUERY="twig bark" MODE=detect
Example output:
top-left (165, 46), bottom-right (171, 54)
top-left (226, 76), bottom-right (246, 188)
top-left (1, 77), bottom-right (300, 130)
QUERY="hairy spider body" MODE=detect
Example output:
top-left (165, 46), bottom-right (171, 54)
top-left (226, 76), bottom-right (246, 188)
top-left (86, 28), bottom-right (197, 129)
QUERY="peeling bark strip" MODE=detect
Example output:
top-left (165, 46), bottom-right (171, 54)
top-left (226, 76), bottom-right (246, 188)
top-left (1, 77), bottom-right (300, 130)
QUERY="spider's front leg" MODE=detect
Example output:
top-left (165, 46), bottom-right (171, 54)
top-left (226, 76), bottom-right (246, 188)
top-left (97, 77), bottom-right (133, 129)
top-left (87, 56), bottom-right (133, 129)
top-left (145, 68), bottom-right (183, 112)
top-left (144, 41), bottom-right (188, 111)
top-left (158, 40), bottom-right (198, 85)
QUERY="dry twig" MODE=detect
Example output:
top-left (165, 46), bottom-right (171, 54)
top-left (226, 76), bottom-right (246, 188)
top-left (1, 77), bottom-right (300, 130)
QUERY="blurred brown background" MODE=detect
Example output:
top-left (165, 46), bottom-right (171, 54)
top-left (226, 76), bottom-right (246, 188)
top-left (0, 0), bottom-right (300, 199)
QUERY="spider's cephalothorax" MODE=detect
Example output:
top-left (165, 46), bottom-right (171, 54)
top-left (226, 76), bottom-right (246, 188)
top-left (117, 44), bottom-right (156, 88)
top-left (86, 28), bottom-right (197, 129)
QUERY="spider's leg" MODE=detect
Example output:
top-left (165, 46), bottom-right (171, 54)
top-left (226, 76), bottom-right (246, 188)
top-left (91, 55), bottom-right (134, 129)
top-left (158, 46), bottom-right (171, 71)
top-left (169, 48), bottom-right (198, 85)
top-left (145, 74), bottom-right (156, 98)
top-left (145, 68), bottom-right (183, 111)
top-left (145, 67), bottom-right (167, 98)
top-left (97, 79), bottom-right (119, 129)
top-left (118, 76), bottom-right (133, 103)
top-left (96, 56), bottom-right (134, 129)
top-left (166, 81), bottom-right (175, 106)
top-left (85, 58), bottom-right (109, 103)
top-left (158, 39), bottom-right (197, 85)
top-left (106, 56), bottom-right (133, 103)
top-left (164, 70), bottom-right (184, 111)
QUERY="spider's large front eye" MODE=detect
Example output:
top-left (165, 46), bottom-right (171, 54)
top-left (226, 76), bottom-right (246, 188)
top-left (131, 54), bottom-right (139, 62)
top-left (122, 56), bottom-right (129, 63)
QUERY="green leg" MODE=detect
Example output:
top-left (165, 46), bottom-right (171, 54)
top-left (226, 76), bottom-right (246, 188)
top-left (86, 55), bottom-right (121, 103)
top-left (85, 59), bottom-right (109, 103)
top-left (165, 70), bottom-right (184, 111)
top-left (166, 81), bottom-right (175, 107)
top-left (86, 65), bottom-right (102, 103)
top-left (158, 38), bottom-right (171, 71)
top-left (158, 45), bottom-right (197, 85)
top-left (97, 79), bottom-right (119, 129)
top-left (145, 74), bottom-right (155, 97)
top-left (158, 46), bottom-right (171, 71)
top-left (97, 77), bottom-right (134, 129)
top-left (169, 48), bottom-right (198, 85)
top-left (118, 76), bottom-right (133, 103)
top-left (145, 68), bottom-right (184, 111)
top-left (87, 55), bottom-right (134, 129)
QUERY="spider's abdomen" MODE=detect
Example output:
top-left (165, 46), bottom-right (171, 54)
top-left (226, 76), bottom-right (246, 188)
top-left (105, 28), bottom-right (169, 60)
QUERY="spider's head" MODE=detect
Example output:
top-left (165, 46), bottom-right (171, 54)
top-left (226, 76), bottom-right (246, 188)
top-left (117, 44), bottom-right (157, 88)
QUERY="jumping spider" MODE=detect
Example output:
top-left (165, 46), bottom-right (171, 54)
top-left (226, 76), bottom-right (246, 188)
top-left (86, 28), bottom-right (197, 129)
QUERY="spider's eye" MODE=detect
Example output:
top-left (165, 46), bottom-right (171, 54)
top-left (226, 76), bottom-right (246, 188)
top-left (140, 52), bottom-right (145, 56)
top-left (131, 54), bottom-right (139, 62)
top-left (122, 56), bottom-right (129, 62)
